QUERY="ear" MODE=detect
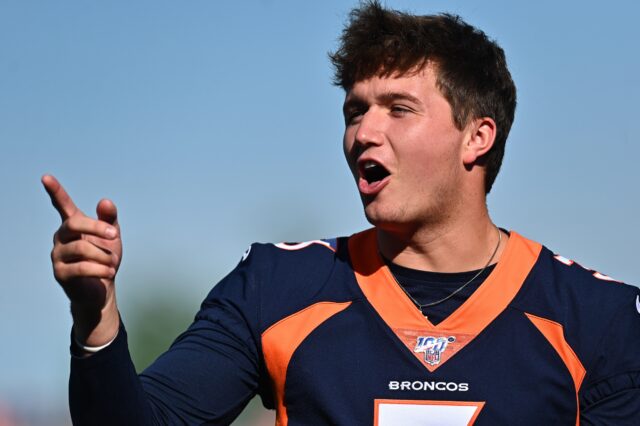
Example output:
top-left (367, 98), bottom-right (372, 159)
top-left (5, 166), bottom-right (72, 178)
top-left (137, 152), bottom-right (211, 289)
top-left (461, 117), bottom-right (497, 165)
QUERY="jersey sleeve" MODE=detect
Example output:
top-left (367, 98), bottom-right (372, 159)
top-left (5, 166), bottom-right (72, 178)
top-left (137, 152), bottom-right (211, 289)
top-left (69, 245), bottom-right (269, 425)
top-left (579, 288), bottom-right (640, 425)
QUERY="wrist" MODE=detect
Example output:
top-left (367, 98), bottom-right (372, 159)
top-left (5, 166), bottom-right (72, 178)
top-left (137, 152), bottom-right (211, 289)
top-left (73, 329), bottom-right (118, 353)
top-left (71, 296), bottom-right (120, 347)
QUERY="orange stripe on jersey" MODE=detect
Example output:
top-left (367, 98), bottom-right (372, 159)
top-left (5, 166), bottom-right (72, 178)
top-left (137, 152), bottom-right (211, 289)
top-left (350, 229), bottom-right (542, 372)
top-left (262, 301), bottom-right (352, 426)
top-left (525, 313), bottom-right (586, 426)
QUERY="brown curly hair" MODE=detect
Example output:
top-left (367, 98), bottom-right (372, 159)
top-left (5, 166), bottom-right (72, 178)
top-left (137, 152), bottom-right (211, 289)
top-left (329, 1), bottom-right (516, 193)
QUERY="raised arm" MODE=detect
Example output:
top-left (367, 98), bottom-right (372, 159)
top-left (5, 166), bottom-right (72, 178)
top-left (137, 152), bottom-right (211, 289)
top-left (42, 175), bottom-right (264, 424)
top-left (42, 174), bottom-right (121, 350)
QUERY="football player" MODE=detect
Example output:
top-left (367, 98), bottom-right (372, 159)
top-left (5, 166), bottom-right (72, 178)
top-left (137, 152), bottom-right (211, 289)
top-left (43, 1), bottom-right (640, 424)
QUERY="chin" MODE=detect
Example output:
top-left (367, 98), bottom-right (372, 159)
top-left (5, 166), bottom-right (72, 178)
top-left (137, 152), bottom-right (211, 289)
top-left (363, 204), bottom-right (409, 231)
top-left (363, 199), bottom-right (447, 234)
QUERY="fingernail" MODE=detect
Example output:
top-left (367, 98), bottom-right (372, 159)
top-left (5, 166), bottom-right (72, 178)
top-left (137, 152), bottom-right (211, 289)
top-left (105, 227), bottom-right (117, 238)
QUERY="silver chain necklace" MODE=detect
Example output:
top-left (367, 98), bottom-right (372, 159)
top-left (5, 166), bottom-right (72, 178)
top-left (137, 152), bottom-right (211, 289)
top-left (393, 227), bottom-right (502, 311)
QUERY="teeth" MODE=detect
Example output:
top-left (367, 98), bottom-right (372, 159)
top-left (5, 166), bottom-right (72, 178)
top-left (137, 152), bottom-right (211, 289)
top-left (360, 160), bottom-right (390, 184)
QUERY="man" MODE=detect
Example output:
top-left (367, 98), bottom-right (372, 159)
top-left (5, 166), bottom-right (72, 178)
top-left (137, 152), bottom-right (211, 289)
top-left (44, 2), bottom-right (640, 424)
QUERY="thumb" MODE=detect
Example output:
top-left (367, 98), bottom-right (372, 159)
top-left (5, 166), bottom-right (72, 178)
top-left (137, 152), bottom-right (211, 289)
top-left (96, 198), bottom-right (118, 226)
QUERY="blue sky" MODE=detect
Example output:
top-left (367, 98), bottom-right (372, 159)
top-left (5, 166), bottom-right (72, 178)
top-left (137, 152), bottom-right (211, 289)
top-left (1, 0), bottom-right (638, 421)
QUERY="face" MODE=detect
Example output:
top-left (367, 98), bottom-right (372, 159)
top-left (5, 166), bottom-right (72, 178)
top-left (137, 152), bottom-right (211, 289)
top-left (342, 65), bottom-right (470, 231)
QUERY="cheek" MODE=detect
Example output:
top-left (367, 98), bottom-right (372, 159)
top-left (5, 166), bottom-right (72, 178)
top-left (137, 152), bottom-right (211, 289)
top-left (397, 136), bottom-right (460, 183)
top-left (401, 122), bottom-right (462, 158)
top-left (342, 130), bottom-right (356, 174)
top-left (342, 132), bottom-right (351, 157)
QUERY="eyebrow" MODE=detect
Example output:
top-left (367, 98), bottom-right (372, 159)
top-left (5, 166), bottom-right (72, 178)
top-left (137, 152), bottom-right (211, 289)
top-left (342, 97), bottom-right (366, 116)
top-left (377, 91), bottom-right (422, 106)
top-left (343, 90), bottom-right (423, 114)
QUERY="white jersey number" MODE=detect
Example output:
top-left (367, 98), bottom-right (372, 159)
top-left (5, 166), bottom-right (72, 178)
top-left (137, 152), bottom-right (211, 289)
top-left (375, 400), bottom-right (484, 426)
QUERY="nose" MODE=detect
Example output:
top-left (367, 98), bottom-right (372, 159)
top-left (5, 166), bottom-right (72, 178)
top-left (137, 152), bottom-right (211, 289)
top-left (354, 108), bottom-right (384, 148)
top-left (343, 106), bottom-right (385, 168)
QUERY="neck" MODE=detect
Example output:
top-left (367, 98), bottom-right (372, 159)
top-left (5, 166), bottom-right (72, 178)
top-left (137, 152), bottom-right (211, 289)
top-left (377, 209), bottom-right (507, 273)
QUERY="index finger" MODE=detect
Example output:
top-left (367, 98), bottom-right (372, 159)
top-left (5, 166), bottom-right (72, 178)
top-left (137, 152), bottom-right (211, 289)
top-left (41, 174), bottom-right (79, 221)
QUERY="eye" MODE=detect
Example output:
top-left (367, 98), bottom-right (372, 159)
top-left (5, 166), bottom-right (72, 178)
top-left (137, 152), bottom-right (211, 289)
top-left (344, 108), bottom-right (366, 125)
top-left (390, 105), bottom-right (412, 117)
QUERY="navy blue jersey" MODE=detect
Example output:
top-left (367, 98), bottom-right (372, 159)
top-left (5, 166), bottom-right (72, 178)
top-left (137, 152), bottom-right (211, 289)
top-left (69, 230), bottom-right (640, 425)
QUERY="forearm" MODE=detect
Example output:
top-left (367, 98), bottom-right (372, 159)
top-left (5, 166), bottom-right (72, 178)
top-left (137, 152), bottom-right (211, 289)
top-left (69, 322), bottom-right (159, 425)
top-left (69, 315), bottom-right (263, 425)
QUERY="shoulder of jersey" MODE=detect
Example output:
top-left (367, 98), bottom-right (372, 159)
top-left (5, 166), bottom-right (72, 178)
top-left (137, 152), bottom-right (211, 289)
top-left (240, 237), bottom-right (341, 267)
top-left (547, 248), bottom-right (636, 300)
top-left (518, 246), bottom-right (637, 315)
top-left (514, 244), bottom-right (639, 351)
top-left (242, 236), bottom-right (345, 281)
top-left (238, 236), bottom-right (353, 331)
top-left (238, 237), bottom-right (343, 288)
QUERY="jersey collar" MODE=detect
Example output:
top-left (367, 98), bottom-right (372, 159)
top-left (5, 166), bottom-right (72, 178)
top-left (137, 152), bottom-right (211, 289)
top-left (349, 228), bottom-right (542, 371)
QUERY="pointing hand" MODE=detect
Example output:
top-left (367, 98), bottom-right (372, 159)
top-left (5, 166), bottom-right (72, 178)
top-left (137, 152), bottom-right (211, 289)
top-left (42, 174), bottom-right (122, 346)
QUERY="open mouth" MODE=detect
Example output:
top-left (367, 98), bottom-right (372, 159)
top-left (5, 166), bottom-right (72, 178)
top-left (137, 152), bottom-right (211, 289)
top-left (360, 160), bottom-right (390, 184)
